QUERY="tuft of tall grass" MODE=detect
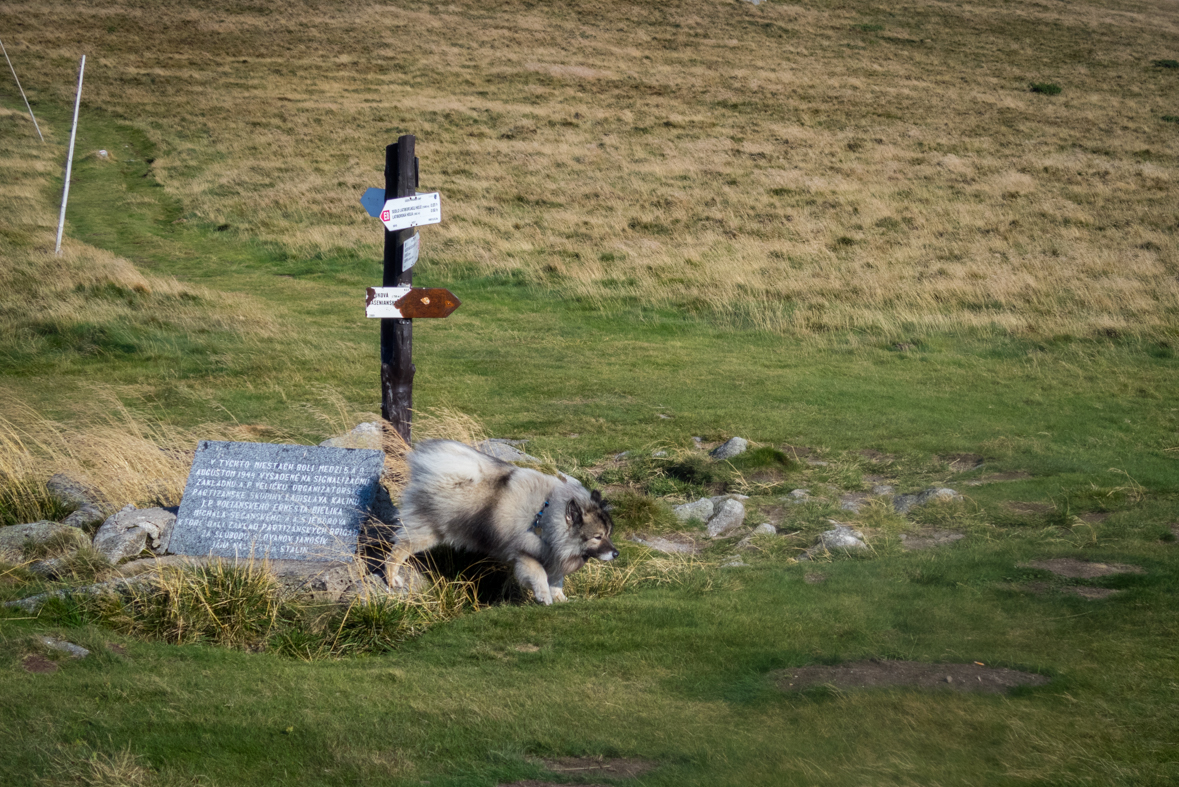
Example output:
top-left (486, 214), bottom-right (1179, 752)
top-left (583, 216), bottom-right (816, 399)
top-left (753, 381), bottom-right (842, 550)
top-left (125, 559), bottom-right (285, 647)
top-left (0, 402), bottom-right (276, 516)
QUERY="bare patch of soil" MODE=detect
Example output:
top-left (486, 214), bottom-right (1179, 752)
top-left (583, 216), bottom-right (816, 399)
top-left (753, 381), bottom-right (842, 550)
top-left (965, 471), bottom-right (1032, 486)
top-left (1025, 558), bottom-right (1144, 579)
top-left (536, 757), bottom-right (656, 779)
top-left (22, 654), bottom-right (58, 674)
top-left (1063, 586), bottom-right (1121, 600)
top-left (857, 449), bottom-right (896, 463)
top-left (781, 445), bottom-right (820, 461)
top-left (107, 643), bottom-right (129, 657)
top-left (514, 644), bottom-right (540, 653)
top-left (776, 659), bottom-right (1049, 694)
top-left (941, 453), bottom-right (984, 472)
top-left (899, 529), bottom-right (965, 551)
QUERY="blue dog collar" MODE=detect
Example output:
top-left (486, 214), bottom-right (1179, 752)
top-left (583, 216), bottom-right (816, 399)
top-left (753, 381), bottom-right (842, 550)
top-left (531, 500), bottom-right (550, 535)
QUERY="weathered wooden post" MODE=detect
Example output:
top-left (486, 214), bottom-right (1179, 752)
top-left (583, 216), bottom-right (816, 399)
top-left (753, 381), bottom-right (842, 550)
top-left (381, 135), bottom-right (417, 442)
top-left (362, 136), bottom-right (459, 444)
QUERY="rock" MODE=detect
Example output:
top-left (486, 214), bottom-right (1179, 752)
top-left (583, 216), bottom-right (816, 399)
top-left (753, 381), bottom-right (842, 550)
top-left (839, 492), bottom-right (873, 513)
top-left (894, 487), bottom-right (963, 514)
top-left (0, 521), bottom-right (90, 561)
top-left (708, 493), bottom-right (749, 509)
top-left (117, 555), bottom-right (193, 576)
top-left (722, 555), bottom-right (749, 568)
top-left (5, 576), bottom-right (146, 613)
top-left (93, 505), bottom-right (177, 563)
top-left (270, 560), bottom-right (360, 600)
top-left (47, 474), bottom-right (95, 509)
top-left (820, 525), bottom-right (868, 550)
top-left (799, 524), bottom-right (868, 560)
top-left (27, 556), bottom-right (73, 579)
top-left (652, 450), bottom-right (668, 457)
top-left (707, 499), bottom-right (746, 538)
top-left (47, 473), bottom-right (110, 528)
top-left (320, 422), bottom-right (384, 450)
top-left (629, 534), bottom-right (700, 555)
top-left (62, 505), bottom-right (107, 529)
top-left (784, 489), bottom-right (811, 504)
top-left (673, 499), bottom-right (714, 524)
top-left (476, 439), bottom-right (542, 463)
top-left (872, 484), bottom-right (895, 495)
top-left (37, 636), bottom-right (90, 659)
top-left (710, 437), bottom-right (748, 460)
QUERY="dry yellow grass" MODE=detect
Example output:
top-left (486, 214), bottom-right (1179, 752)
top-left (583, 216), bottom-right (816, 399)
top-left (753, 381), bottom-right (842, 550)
top-left (2, 0), bottom-right (1178, 336)
top-left (0, 398), bottom-right (271, 512)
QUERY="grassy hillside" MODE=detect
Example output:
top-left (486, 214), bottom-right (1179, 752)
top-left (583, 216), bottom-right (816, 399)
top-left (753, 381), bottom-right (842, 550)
top-left (3, 0), bottom-right (1178, 337)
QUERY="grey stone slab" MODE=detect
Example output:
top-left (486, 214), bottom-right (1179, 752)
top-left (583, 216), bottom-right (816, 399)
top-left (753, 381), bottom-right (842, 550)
top-left (171, 441), bottom-right (384, 563)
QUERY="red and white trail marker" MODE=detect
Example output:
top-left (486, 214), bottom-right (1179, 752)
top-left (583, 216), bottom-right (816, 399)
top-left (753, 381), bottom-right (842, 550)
top-left (379, 192), bottom-right (441, 232)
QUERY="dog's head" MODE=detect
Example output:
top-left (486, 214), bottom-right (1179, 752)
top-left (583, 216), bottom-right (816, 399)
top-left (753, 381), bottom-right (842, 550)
top-left (566, 489), bottom-right (618, 563)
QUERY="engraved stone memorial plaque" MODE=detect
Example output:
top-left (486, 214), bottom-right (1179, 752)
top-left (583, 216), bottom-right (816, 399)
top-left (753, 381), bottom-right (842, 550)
top-left (172, 441), bottom-right (385, 562)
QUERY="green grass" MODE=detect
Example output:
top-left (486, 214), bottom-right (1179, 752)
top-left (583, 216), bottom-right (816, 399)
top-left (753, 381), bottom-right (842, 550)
top-left (4, 532), bottom-right (1179, 785)
top-left (1029, 82), bottom-right (1063, 95)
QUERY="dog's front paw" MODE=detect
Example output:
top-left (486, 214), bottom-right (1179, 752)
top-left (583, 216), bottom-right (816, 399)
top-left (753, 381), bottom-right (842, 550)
top-left (550, 587), bottom-right (568, 603)
top-left (387, 573), bottom-right (407, 590)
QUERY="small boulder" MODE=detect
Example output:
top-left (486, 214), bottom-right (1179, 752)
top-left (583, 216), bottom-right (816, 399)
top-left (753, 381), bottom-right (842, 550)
top-left (820, 525), bottom-right (868, 550)
top-left (28, 557), bottom-right (73, 579)
top-left (629, 533), bottom-right (701, 555)
top-left (798, 524), bottom-right (868, 560)
top-left (707, 499), bottom-right (746, 538)
top-left (37, 635), bottom-right (90, 659)
top-left (709, 493), bottom-right (749, 509)
top-left (784, 489), bottom-right (811, 504)
top-left (674, 499), bottom-right (714, 524)
top-left (93, 505), bottom-right (177, 563)
top-left (47, 473), bottom-right (110, 528)
top-left (477, 439), bottom-right (542, 463)
top-left (753, 523), bottom-right (778, 536)
top-left (320, 422), bottom-right (384, 450)
top-left (894, 487), bottom-right (963, 515)
top-left (0, 521), bottom-right (89, 561)
top-left (710, 437), bottom-right (748, 460)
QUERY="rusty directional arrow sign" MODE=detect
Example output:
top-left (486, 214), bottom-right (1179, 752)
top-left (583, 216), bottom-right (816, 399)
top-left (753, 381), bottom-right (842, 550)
top-left (366, 286), bottom-right (461, 319)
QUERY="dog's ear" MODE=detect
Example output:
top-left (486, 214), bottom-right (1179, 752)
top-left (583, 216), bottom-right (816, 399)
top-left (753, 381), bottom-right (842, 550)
top-left (590, 488), bottom-right (612, 512)
top-left (565, 498), bottom-right (584, 530)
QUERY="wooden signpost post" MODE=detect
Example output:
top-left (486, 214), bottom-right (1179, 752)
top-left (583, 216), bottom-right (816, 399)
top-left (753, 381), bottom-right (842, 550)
top-left (365, 135), bottom-right (459, 443)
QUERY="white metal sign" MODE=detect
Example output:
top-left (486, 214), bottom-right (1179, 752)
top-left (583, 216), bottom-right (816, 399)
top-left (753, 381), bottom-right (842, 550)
top-left (365, 287), bottom-right (412, 319)
top-left (402, 231), bottom-right (420, 270)
top-left (379, 192), bottom-right (441, 232)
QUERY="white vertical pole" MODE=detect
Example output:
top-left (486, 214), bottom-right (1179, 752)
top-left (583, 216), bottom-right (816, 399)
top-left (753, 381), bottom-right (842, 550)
top-left (55, 54), bottom-right (85, 256)
top-left (0, 36), bottom-right (43, 142)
